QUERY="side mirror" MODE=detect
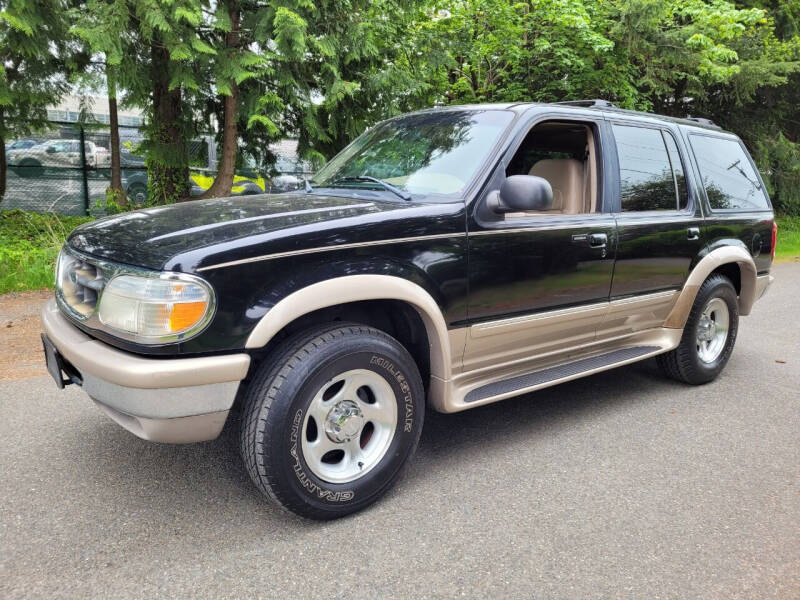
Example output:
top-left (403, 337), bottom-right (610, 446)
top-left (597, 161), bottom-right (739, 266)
top-left (487, 175), bottom-right (553, 214)
top-left (46, 146), bottom-right (56, 154)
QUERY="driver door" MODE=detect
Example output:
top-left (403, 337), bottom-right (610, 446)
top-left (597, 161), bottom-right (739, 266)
top-left (463, 115), bottom-right (616, 374)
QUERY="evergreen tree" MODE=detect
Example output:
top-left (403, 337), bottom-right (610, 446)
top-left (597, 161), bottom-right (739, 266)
top-left (75, 0), bottom-right (210, 205)
top-left (72, 0), bottom-right (131, 206)
top-left (193, 0), bottom-right (431, 196)
top-left (0, 0), bottom-right (78, 201)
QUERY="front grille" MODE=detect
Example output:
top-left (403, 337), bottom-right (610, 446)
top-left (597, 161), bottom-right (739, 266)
top-left (58, 252), bottom-right (106, 318)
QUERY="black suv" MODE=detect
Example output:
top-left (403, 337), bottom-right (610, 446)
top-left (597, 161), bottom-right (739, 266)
top-left (42, 100), bottom-right (775, 519)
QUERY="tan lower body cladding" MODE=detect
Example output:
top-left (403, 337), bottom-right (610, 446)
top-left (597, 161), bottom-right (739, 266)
top-left (432, 247), bottom-right (770, 412)
top-left (432, 290), bottom-right (681, 413)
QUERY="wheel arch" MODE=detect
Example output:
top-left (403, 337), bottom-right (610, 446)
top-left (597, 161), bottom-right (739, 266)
top-left (664, 245), bottom-right (757, 328)
top-left (244, 275), bottom-right (461, 404)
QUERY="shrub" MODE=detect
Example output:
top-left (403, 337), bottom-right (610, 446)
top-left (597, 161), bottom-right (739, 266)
top-left (0, 210), bottom-right (92, 294)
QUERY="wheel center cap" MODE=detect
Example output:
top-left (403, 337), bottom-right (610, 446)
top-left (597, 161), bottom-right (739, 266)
top-left (324, 400), bottom-right (364, 443)
top-left (698, 317), bottom-right (716, 341)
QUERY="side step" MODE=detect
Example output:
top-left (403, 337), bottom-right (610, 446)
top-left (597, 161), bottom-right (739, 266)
top-left (464, 346), bottom-right (660, 404)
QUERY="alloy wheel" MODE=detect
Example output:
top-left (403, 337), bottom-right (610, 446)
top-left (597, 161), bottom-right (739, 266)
top-left (696, 297), bottom-right (730, 363)
top-left (300, 369), bottom-right (397, 484)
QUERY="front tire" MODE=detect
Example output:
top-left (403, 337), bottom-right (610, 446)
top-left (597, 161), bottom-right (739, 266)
top-left (657, 274), bottom-right (739, 384)
top-left (240, 323), bottom-right (425, 519)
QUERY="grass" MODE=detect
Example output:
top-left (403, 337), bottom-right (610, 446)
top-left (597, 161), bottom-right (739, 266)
top-left (0, 210), bottom-right (797, 296)
top-left (775, 216), bottom-right (800, 263)
top-left (0, 210), bottom-right (92, 294)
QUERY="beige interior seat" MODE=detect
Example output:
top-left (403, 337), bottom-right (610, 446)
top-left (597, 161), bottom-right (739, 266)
top-left (528, 158), bottom-right (585, 214)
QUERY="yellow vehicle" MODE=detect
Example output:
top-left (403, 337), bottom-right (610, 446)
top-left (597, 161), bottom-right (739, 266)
top-left (189, 141), bottom-right (266, 196)
top-left (121, 137), bottom-right (267, 204)
top-left (189, 169), bottom-right (267, 196)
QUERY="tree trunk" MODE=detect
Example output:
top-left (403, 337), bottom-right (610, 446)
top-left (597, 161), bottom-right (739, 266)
top-left (0, 151), bottom-right (5, 203)
top-left (200, 2), bottom-right (241, 199)
top-left (107, 65), bottom-right (126, 207)
top-left (150, 40), bottom-right (190, 204)
top-left (201, 83), bottom-right (238, 198)
top-left (0, 109), bottom-right (5, 201)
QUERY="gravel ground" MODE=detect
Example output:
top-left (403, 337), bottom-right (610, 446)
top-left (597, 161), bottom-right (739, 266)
top-left (0, 290), bottom-right (51, 381)
top-left (1, 264), bottom-right (798, 599)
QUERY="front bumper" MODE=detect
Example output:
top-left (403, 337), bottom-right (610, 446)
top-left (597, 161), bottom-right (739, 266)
top-left (41, 299), bottom-right (251, 443)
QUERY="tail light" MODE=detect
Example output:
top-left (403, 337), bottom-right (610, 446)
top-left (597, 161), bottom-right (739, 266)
top-left (770, 221), bottom-right (778, 261)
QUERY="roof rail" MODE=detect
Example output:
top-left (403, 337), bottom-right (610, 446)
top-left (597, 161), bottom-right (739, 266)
top-left (555, 99), bottom-right (617, 109)
top-left (685, 116), bottom-right (721, 129)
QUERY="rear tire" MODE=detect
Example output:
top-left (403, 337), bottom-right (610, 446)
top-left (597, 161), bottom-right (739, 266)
top-left (657, 274), bottom-right (739, 384)
top-left (127, 183), bottom-right (147, 206)
top-left (240, 323), bottom-right (424, 519)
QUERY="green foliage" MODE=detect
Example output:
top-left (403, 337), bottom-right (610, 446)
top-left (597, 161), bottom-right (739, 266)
top-left (755, 134), bottom-right (800, 215)
top-left (100, 187), bottom-right (127, 215)
top-left (406, 0), bottom-right (800, 213)
top-left (4, 0), bottom-right (798, 213)
top-left (0, 1), bottom-right (75, 130)
top-left (0, 0), bottom-right (83, 200)
top-left (775, 216), bottom-right (800, 261)
top-left (0, 210), bottom-right (92, 293)
top-left (145, 120), bottom-right (192, 205)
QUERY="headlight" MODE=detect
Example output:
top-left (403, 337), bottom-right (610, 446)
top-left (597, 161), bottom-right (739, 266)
top-left (97, 274), bottom-right (214, 343)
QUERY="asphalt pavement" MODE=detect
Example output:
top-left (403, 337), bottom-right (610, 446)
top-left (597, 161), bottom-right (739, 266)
top-left (2, 264), bottom-right (798, 599)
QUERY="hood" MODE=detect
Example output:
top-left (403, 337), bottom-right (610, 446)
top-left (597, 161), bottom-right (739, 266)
top-left (67, 192), bottom-right (436, 271)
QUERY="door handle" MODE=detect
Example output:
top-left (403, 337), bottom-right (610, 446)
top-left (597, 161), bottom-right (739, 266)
top-left (572, 232), bottom-right (608, 247)
top-left (687, 227), bottom-right (700, 241)
top-left (588, 233), bottom-right (608, 248)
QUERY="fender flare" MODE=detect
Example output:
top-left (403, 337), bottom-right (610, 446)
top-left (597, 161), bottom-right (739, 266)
top-left (664, 246), bottom-right (757, 328)
top-left (244, 274), bottom-right (458, 384)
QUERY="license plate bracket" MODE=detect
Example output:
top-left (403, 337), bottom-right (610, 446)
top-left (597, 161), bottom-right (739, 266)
top-left (41, 334), bottom-right (77, 389)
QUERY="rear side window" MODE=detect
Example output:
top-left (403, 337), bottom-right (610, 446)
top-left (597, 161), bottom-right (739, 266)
top-left (612, 124), bottom-right (688, 211)
top-left (689, 135), bottom-right (769, 210)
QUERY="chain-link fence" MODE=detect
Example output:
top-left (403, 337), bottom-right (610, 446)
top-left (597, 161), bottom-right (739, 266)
top-left (3, 123), bottom-right (313, 216)
top-left (3, 123), bottom-right (145, 216)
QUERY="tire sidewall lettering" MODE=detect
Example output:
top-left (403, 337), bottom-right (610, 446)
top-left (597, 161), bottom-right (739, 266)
top-left (369, 355), bottom-right (414, 433)
top-left (288, 408), bottom-right (354, 503)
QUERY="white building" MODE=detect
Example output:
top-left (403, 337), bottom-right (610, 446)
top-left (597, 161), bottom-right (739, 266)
top-left (47, 94), bottom-right (144, 127)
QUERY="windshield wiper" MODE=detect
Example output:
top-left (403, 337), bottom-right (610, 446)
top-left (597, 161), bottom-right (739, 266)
top-left (330, 176), bottom-right (411, 201)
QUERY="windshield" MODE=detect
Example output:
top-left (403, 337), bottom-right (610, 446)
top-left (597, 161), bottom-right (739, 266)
top-left (312, 110), bottom-right (514, 198)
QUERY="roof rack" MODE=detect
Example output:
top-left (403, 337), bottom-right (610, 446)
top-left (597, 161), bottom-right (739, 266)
top-left (555, 99), bottom-right (618, 109)
top-left (685, 116), bottom-right (721, 129)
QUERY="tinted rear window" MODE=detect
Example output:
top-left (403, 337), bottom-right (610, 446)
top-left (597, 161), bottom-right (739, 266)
top-left (689, 135), bottom-right (770, 210)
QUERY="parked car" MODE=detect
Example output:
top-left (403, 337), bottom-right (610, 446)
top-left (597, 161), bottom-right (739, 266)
top-left (119, 144), bottom-right (266, 205)
top-left (4, 138), bottom-right (38, 160)
top-left (42, 100), bottom-right (775, 519)
top-left (267, 156), bottom-right (310, 192)
top-left (267, 172), bottom-right (305, 193)
top-left (7, 139), bottom-right (111, 169)
top-left (120, 169), bottom-right (266, 205)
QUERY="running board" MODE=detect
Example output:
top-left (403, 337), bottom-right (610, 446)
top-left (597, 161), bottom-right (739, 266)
top-left (464, 346), bottom-right (660, 404)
